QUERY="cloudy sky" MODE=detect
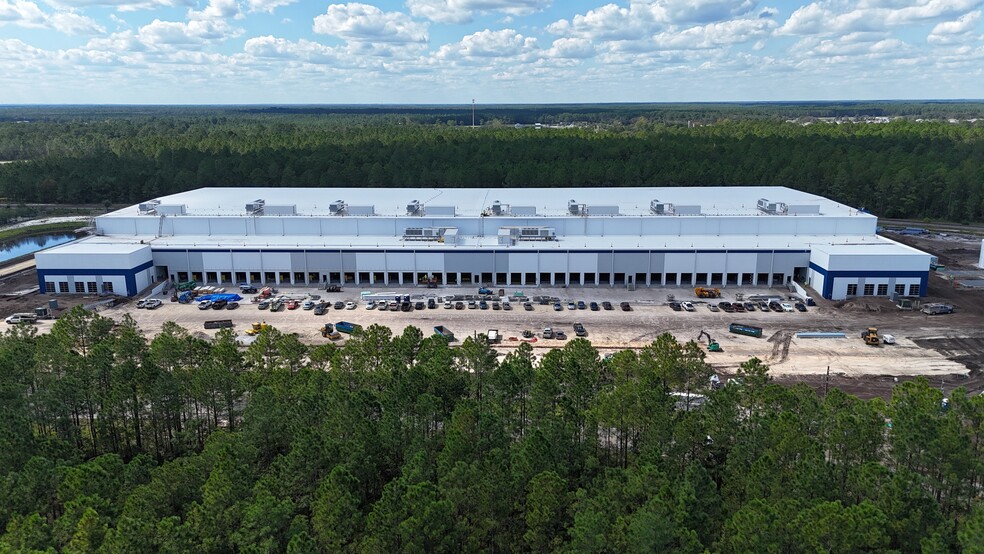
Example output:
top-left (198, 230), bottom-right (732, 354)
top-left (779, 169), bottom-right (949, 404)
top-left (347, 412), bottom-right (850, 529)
top-left (1, 0), bottom-right (982, 104)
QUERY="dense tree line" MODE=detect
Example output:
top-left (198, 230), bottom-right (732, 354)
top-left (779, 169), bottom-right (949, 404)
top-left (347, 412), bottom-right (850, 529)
top-left (0, 107), bottom-right (982, 221)
top-left (2, 306), bottom-right (983, 552)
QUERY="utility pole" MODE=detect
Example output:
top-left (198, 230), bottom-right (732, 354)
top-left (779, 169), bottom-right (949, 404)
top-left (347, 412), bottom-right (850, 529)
top-left (472, 99), bottom-right (475, 128)
top-left (824, 365), bottom-right (830, 397)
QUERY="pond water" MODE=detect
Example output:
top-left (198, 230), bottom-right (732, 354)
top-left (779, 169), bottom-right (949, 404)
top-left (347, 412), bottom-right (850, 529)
top-left (0, 233), bottom-right (76, 264)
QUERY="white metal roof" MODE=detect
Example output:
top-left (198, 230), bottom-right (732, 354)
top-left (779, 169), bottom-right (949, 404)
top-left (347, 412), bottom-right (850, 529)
top-left (104, 186), bottom-right (866, 219)
top-left (36, 238), bottom-right (150, 256)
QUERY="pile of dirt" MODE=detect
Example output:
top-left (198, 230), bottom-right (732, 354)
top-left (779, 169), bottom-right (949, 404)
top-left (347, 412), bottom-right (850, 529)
top-left (834, 298), bottom-right (891, 312)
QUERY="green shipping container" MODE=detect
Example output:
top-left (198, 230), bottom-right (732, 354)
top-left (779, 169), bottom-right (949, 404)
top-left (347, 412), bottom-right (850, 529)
top-left (729, 323), bottom-right (763, 338)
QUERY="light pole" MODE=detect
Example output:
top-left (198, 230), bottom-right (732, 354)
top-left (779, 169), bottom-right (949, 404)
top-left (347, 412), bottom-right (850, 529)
top-left (472, 99), bottom-right (475, 128)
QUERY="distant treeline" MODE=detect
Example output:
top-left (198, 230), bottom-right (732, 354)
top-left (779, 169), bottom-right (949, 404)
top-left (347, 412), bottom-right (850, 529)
top-left (0, 105), bottom-right (982, 221)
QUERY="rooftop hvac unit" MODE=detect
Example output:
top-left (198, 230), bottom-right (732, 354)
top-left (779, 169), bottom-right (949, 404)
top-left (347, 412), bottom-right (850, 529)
top-left (155, 204), bottom-right (187, 216)
top-left (407, 200), bottom-right (422, 216)
top-left (757, 198), bottom-right (788, 215)
top-left (651, 200), bottom-right (673, 214)
top-left (262, 204), bottom-right (296, 216)
top-left (568, 200), bottom-right (586, 216)
top-left (329, 200), bottom-right (347, 215)
top-left (500, 226), bottom-right (556, 241)
top-left (246, 199), bottom-right (265, 214)
top-left (491, 200), bottom-right (508, 215)
top-left (587, 205), bottom-right (619, 216)
top-left (138, 199), bottom-right (161, 214)
top-left (403, 227), bottom-right (447, 241)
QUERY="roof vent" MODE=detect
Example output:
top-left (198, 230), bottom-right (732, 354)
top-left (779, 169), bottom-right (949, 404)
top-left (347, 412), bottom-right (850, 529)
top-left (491, 200), bottom-right (506, 216)
top-left (407, 200), bottom-right (423, 216)
top-left (138, 199), bottom-right (161, 215)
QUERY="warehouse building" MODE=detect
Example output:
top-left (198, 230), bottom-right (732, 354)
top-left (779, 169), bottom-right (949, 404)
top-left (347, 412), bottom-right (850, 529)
top-left (35, 186), bottom-right (931, 300)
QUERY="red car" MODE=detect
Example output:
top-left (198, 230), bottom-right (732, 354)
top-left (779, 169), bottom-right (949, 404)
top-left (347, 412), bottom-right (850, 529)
top-left (286, 300), bottom-right (299, 310)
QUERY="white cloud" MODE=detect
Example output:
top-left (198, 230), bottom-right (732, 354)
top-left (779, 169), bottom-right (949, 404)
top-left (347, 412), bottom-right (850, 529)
top-left (928, 9), bottom-right (981, 41)
top-left (437, 28), bottom-right (537, 58)
top-left (244, 35), bottom-right (341, 64)
top-left (406, 0), bottom-right (551, 24)
top-left (247, 0), bottom-right (297, 13)
top-left (313, 3), bottom-right (428, 43)
top-left (545, 36), bottom-right (594, 58)
top-left (0, 0), bottom-right (104, 34)
top-left (189, 0), bottom-right (241, 20)
top-left (652, 16), bottom-right (776, 49)
top-left (777, 0), bottom-right (982, 36)
top-left (656, 0), bottom-right (757, 24)
top-left (547, 3), bottom-right (668, 41)
top-left (137, 17), bottom-right (241, 47)
top-left (44, 0), bottom-right (190, 11)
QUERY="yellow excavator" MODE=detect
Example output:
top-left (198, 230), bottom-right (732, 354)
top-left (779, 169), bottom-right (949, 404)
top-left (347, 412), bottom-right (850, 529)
top-left (695, 287), bottom-right (721, 298)
top-left (861, 327), bottom-right (880, 346)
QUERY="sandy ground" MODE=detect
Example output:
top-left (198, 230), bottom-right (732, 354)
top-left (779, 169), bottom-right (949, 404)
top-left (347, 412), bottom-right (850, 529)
top-left (80, 282), bottom-right (976, 384)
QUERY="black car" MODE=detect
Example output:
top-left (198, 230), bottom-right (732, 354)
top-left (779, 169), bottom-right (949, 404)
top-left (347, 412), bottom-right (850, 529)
top-left (414, 301), bottom-right (426, 310)
top-left (573, 322), bottom-right (587, 337)
top-left (669, 302), bottom-right (682, 311)
top-left (602, 301), bottom-right (613, 311)
top-left (241, 286), bottom-right (258, 294)
top-left (589, 302), bottom-right (599, 311)
top-left (769, 302), bottom-right (783, 312)
top-left (211, 299), bottom-right (227, 310)
top-left (401, 302), bottom-right (412, 312)
top-left (334, 301), bottom-right (345, 310)
top-left (620, 302), bottom-right (632, 311)
top-left (314, 303), bottom-right (328, 315)
top-left (577, 301), bottom-right (586, 310)
top-left (427, 298), bottom-right (436, 309)
top-left (744, 302), bottom-right (756, 312)
top-left (794, 302), bottom-right (807, 312)
top-left (226, 302), bottom-right (240, 310)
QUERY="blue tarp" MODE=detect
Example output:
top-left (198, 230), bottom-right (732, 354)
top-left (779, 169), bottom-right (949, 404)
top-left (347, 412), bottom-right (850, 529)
top-left (197, 293), bottom-right (243, 302)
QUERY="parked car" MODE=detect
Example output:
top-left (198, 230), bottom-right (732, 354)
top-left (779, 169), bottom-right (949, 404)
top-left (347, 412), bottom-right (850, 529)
top-left (577, 300), bottom-right (586, 310)
top-left (780, 302), bottom-right (795, 312)
top-left (743, 302), bottom-right (756, 312)
top-left (573, 322), bottom-right (587, 337)
top-left (602, 301), bottom-right (614, 311)
top-left (444, 300), bottom-right (453, 309)
top-left (414, 301), bottom-right (426, 310)
top-left (455, 302), bottom-right (465, 310)
top-left (427, 298), bottom-right (437, 309)
top-left (524, 302), bottom-right (534, 311)
top-left (313, 302), bottom-right (328, 315)
top-left (136, 299), bottom-right (148, 308)
top-left (211, 299), bottom-right (228, 310)
top-left (225, 301), bottom-right (239, 310)
top-left (553, 303), bottom-right (563, 311)
top-left (258, 300), bottom-right (270, 310)
top-left (198, 300), bottom-right (212, 310)
top-left (794, 302), bottom-right (807, 312)
top-left (707, 304), bottom-right (719, 312)
top-left (620, 302), bottom-right (632, 311)
top-left (345, 301), bottom-right (357, 310)
top-left (589, 301), bottom-right (600, 311)
top-left (759, 301), bottom-right (771, 311)
top-left (542, 327), bottom-right (554, 339)
top-left (468, 300), bottom-right (477, 309)
top-left (286, 300), bottom-right (299, 310)
top-left (303, 300), bottom-right (316, 310)
top-left (670, 302), bottom-right (682, 311)
top-left (334, 301), bottom-right (345, 310)
top-left (567, 301), bottom-right (576, 310)
top-left (365, 301), bottom-right (376, 310)
top-left (479, 300), bottom-right (489, 310)
top-left (733, 303), bottom-right (745, 313)
top-left (769, 302), bottom-right (783, 312)
top-left (682, 302), bottom-right (695, 312)
top-left (502, 301), bottom-right (512, 311)
top-left (555, 331), bottom-right (568, 340)
top-left (400, 302), bottom-right (412, 312)
top-left (492, 301), bottom-right (500, 310)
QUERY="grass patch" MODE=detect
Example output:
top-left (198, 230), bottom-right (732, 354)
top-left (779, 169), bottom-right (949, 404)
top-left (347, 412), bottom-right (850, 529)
top-left (0, 221), bottom-right (84, 243)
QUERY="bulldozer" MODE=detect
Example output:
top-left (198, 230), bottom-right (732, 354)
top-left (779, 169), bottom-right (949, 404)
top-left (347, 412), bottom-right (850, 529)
top-left (245, 322), bottom-right (270, 336)
top-left (695, 287), bottom-right (721, 299)
top-left (320, 323), bottom-right (341, 340)
top-left (698, 330), bottom-right (722, 352)
top-left (861, 327), bottom-right (880, 346)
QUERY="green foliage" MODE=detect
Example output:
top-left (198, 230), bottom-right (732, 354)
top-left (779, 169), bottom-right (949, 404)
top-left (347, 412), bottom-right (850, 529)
top-left (1, 105), bottom-right (983, 220)
top-left (0, 309), bottom-right (980, 551)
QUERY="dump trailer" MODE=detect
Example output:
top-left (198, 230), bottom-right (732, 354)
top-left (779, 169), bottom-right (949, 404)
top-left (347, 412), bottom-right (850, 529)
top-left (861, 327), bottom-right (880, 346)
top-left (204, 320), bottom-right (234, 330)
top-left (729, 323), bottom-right (763, 338)
top-left (335, 321), bottom-right (362, 334)
top-left (695, 287), bottom-right (721, 299)
top-left (434, 325), bottom-right (455, 341)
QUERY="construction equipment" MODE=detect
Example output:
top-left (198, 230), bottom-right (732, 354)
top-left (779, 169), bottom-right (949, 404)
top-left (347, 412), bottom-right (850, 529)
top-left (695, 287), bottom-right (721, 299)
top-left (434, 325), bottom-right (455, 341)
top-left (320, 323), bottom-right (341, 340)
top-left (177, 280), bottom-right (198, 291)
top-left (245, 322), bottom-right (270, 336)
top-left (698, 330), bottom-right (722, 352)
top-left (861, 327), bottom-right (880, 346)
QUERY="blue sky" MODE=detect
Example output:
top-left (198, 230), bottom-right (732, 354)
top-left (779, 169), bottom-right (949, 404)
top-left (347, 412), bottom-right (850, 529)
top-left (1, 0), bottom-right (982, 103)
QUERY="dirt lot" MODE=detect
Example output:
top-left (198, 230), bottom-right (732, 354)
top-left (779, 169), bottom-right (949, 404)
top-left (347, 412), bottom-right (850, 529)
top-left (3, 231), bottom-right (982, 400)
